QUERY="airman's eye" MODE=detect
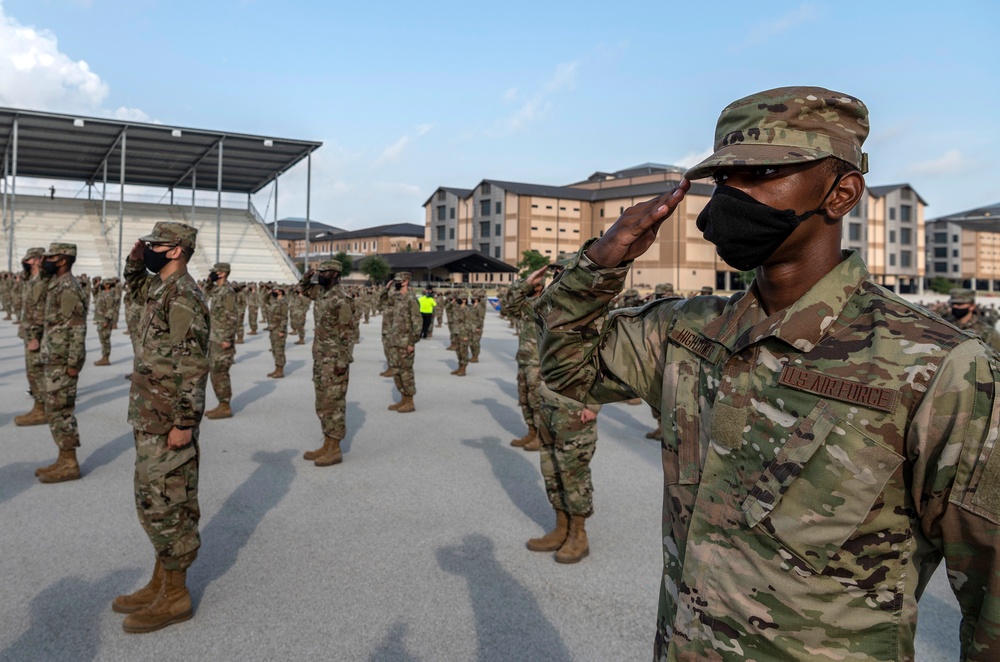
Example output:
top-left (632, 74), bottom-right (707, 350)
top-left (711, 172), bottom-right (729, 186)
top-left (751, 166), bottom-right (779, 177)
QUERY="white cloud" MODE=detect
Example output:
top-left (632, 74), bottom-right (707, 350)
top-left (375, 123), bottom-right (433, 166)
top-left (502, 87), bottom-right (518, 103)
top-left (675, 147), bottom-right (713, 169)
top-left (907, 149), bottom-right (971, 176)
top-left (731, 3), bottom-right (821, 52)
top-left (0, 3), bottom-right (151, 120)
top-left (498, 60), bottom-right (578, 134)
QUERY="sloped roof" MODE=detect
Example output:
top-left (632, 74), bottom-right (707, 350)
top-left (314, 223), bottom-right (424, 241)
top-left (362, 250), bottom-right (517, 274)
top-left (0, 107), bottom-right (321, 194)
top-left (929, 201), bottom-right (1000, 223)
top-left (867, 184), bottom-right (928, 205)
top-left (422, 186), bottom-right (474, 206)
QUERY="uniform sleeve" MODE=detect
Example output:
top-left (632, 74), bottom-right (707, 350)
top-left (169, 296), bottom-right (210, 428)
top-left (64, 289), bottom-right (87, 370)
top-left (911, 340), bottom-right (1000, 660)
top-left (124, 257), bottom-right (151, 304)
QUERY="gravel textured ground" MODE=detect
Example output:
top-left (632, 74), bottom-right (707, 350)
top-left (0, 305), bottom-right (961, 661)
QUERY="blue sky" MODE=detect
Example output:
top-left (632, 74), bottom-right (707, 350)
top-left (1, 0), bottom-right (997, 229)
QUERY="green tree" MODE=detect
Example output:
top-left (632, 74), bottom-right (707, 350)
top-left (929, 277), bottom-right (955, 295)
top-left (333, 251), bottom-right (353, 277)
top-left (360, 255), bottom-right (391, 283)
top-left (517, 249), bottom-right (550, 278)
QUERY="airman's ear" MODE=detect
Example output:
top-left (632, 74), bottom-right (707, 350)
top-left (826, 171), bottom-right (865, 221)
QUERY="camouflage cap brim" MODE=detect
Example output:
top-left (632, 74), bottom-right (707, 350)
top-left (685, 143), bottom-right (835, 181)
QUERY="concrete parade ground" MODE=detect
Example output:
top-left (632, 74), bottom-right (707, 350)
top-left (0, 305), bottom-right (964, 661)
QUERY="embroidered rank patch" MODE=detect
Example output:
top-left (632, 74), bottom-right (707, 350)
top-left (669, 326), bottom-right (722, 363)
top-left (778, 366), bottom-right (900, 413)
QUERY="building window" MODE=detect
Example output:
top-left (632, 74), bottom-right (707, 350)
top-left (953, 234), bottom-right (959, 242)
top-left (849, 205), bottom-right (861, 218)
top-left (560, 206), bottom-right (566, 211)
top-left (480, 221), bottom-right (490, 238)
top-left (889, 230), bottom-right (896, 243)
top-left (953, 249), bottom-right (959, 258)
top-left (934, 262), bottom-right (947, 273)
top-left (559, 228), bottom-right (566, 233)
top-left (573, 207), bottom-right (579, 212)
top-left (901, 251), bottom-right (912, 268)
top-left (531, 226), bottom-right (538, 231)
top-left (436, 245), bottom-right (445, 251)
top-left (479, 243), bottom-right (489, 254)
top-left (531, 204), bottom-right (538, 208)
top-left (900, 228), bottom-right (912, 245)
top-left (900, 205), bottom-right (912, 222)
top-left (934, 232), bottom-right (947, 243)
top-left (546, 205), bottom-right (553, 210)
top-left (889, 253), bottom-right (896, 267)
top-left (494, 246), bottom-right (500, 258)
top-left (545, 228), bottom-right (552, 232)
top-left (437, 190), bottom-right (446, 201)
top-left (449, 228), bottom-right (455, 240)
top-left (934, 247), bottom-right (947, 258)
top-left (480, 199), bottom-right (491, 216)
top-left (848, 223), bottom-right (862, 241)
top-left (599, 209), bottom-right (604, 217)
top-left (889, 207), bottom-right (896, 221)
top-left (481, 183), bottom-right (491, 194)
top-left (494, 224), bottom-right (501, 236)
top-left (436, 226), bottom-right (446, 241)
top-left (953, 264), bottom-right (959, 273)
top-left (450, 207), bottom-right (455, 219)
top-left (495, 201), bottom-right (502, 215)
top-left (437, 205), bottom-right (446, 221)
top-left (901, 188), bottom-right (912, 200)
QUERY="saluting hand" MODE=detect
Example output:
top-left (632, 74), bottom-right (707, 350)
top-left (129, 240), bottom-right (145, 261)
top-left (586, 180), bottom-right (689, 268)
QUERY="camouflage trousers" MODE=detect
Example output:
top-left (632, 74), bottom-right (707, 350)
top-left (537, 391), bottom-right (597, 517)
top-left (387, 346), bottom-right (416, 396)
top-left (269, 329), bottom-right (286, 368)
top-left (24, 343), bottom-right (44, 405)
top-left (209, 344), bottom-right (235, 403)
top-left (435, 306), bottom-right (443, 326)
top-left (454, 334), bottom-right (470, 367)
top-left (235, 308), bottom-right (246, 342)
top-left (381, 333), bottom-right (391, 366)
top-left (96, 318), bottom-right (112, 357)
top-left (43, 364), bottom-right (80, 450)
top-left (247, 305), bottom-right (259, 332)
top-left (516, 363), bottom-right (542, 431)
top-left (133, 428), bottom-right (200, 571)
top-left (314, 359), bottom-right (349, 439)
top-left (470, 329), bottom-right (483, 359)
top-left (291, 312), bottom-right (306, 340)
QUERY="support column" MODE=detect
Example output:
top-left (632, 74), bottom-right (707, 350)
top-left (101, 160), bottom-right (107, 237)
top-left (216, 139), bottom-right (223, 264)
top-left (191, 169), bottom-right (197, 225)
top-left (8, 116), bottom-right (17, 272)
top-left (117, 129), bottom-right (126, 278)
top-left (304, 152), bottom-right (312, 273)
top-left (2, 148), bottom-right (7, 268)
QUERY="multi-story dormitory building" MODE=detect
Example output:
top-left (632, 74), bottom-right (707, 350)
top-left (925, 202), bottom-right (1000, 291)
top-left (424, 164), bottom-right (928, 293)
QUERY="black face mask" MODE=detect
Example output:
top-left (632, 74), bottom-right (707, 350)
top-left (42, 259), bottom-right (60, 275)
top-left (209, 272), bottom-right (220, 283)
top-left (696, 176), bottom-right (842, 272)
top-left (318, 274), bottom-right (333, 288)
top-left (142, 245), bottom-right (172, 274)
top-left (394, 282), bottom-right (403, 291)
top-left (951, 306), bottom-right (972, 319)
top-left (271, 291), bottom-right (281, 298)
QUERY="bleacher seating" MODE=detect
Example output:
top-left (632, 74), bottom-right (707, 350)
top-left (0, 195), bottom-right (297, 282)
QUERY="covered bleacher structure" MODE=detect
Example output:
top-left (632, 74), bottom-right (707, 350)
top-left (0, 107), bottom-right (322, 282)
top-left (358, 250), bottom-right (518, 285)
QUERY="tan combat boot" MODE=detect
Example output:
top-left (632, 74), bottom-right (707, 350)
top-left (295, 337), bottom-right (306, 345)
top-left (112, 559), bottom-right (164, 614)
top-left (204, 402), bottom-right (233, 419)
top-left (555, 515), bottom-right (590, 564)
top-left (303, 438), bottom-right (329, 461)
top-left (94, 355), bottom-right (111, 366)
top-left (511, 427), bottom-right (536, 448)
top-left (396, 395), bottom-right (415, 413)
top-left (34, 456), bottom-right (60, 477)
top-left (526, 510), bottom-right (569, 552)
top-left (37, 449), bottom-right (81, 484)
top-left (122, 569), bottom-right (193, 633)
top-left (314, 437), bottom-right (343, 467)
top-left (645, 429), bottom-right (661, 440)
top-left (379, 367), bottom-right (393, 377)
top-left (470, 355), bottom-right (479, 363)
top-left (15, 401), bottom-right (47, 426)
top-left (522, 435), bottom-right (541, 452)
top-left (626, 398), bottom-right (642, 405)
top-left (445, 343), bottom-right (455, 351)
top-left (267, 366), bottom-right (284, 379)
top-left (450, 364), bottom-right (466, 376)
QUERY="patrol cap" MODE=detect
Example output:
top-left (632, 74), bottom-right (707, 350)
top-left (211, 262), bottom-right (231, 274)
top-left (949, 288), bottom-right (975, 304)
top-left (139, 221), bottom-right (198, 249)
top-left (625, 288), bottom-right (639, 297)
top-left (685, 86), bottom-right (870, 181)
top-left (701, 286), bottom-right (714, 295)
top-left (22, 247), bottom-right (44, 260)
top-left (654, 283), bottom-right (674, 295)
top-left (44, 242), bottom-right (77, 257)
top-left (317, 259), bottom-right (343, 273)
top-left (393, 271), bottom-right (412, 282)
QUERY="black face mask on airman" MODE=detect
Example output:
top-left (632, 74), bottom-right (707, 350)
top-left (696, 175), bottom-right (842, 272)
top-left (142, 245), bottom-right (172, 274)
top-left (42, 259), bottom-right (60, 275)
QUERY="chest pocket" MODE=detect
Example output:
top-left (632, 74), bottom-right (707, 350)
top-left (661, 360), bottom-right (703, 486)
top-left (741, 399), bottom-right (903, 573)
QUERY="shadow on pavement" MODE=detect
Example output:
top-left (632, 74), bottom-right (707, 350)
top-left (342, 401), bottom-right (366, 455)
top-left (76, 386), bottom-right (131, 414)
top-left (189, 448), bottom-right (297, 606)
top-left (598, 406), bottom-right (661, 468)
top-left (283, 359), bottom-right (306, 376)
top-left (460, 436), bottom-right (548, 529)
top-left (485, 376), bottom-right (517, 402)
top-left (0, 461), bottom-right (39, 506)
top-left (470, 397), bottom-right (522, 438)
top-left (236, 349), bottom-right (266, 363)
top-left (370, 621), bottom-right (423, 662)
top-left (80, 431), bottom-right (133, 476)
top-left (436, 534), bottom-right (572, 662)
top-left (0, 567), bottom-right (141, 662)
top-left (231, 379), bottom-right (277, 414)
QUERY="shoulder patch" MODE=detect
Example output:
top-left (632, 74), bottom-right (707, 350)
top-left (778, 366), bottom-right (899, 413)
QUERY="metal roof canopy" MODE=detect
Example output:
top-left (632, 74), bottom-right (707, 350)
top-left (0, 107), bottom-right (321, 194)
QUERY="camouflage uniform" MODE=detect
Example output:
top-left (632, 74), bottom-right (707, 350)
top-left (205, 264), bottom-right (237, 408)
top-left (469, 294), bottom-right (486, 361)
top-left (450, 299), bottom-right (473, 371)
top-left (234, 285), bottom-right (247, 343)
top-left (290, 289), bottom-right (309, 343)
top-left (301, 262), bottom-right (356, 441)
top-left (944, 288), bottom-right (1000, 352)
top-left (18, 249), bottom-right (48, 412)
top-left (94, 280), bottom-right (117, 361)
top-left (41, 249), bottom-right (87, 452)
top-left (536, 87), bottom-right (1000, 661)
top-left (126, 222), bottom-right (209, 573)
top-left (537, 383), bottom-right (600, 516)
top-left (246, 283), bottom-right (260, 334)
top-left (509, 278), bottom-right (542, 440)
top-left (267, 290), bottom-right (289, 370)
top-left (386, 273), bottom-right (422, 400)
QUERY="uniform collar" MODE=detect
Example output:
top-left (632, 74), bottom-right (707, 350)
top-left (701, 250), bottom-right (868, 354)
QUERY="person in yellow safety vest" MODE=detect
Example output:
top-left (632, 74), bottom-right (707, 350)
top-left (418, 288), bottom-right (437, 339)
